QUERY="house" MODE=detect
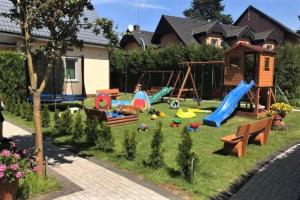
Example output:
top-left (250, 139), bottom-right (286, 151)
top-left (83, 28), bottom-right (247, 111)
top-left (151, 15), bottom-right (280, 49)
top-left (234, 5), bottom-right (300, 43)
top-left (120, 25), bottom-right (154, 51)
top-left (0, 0), bottom-right (110, 97)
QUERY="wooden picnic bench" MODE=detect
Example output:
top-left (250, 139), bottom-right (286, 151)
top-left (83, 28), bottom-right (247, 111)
top-left (220, 117), bottom-right (273, 157)
top-left (96, 88), bottom-right (120, 99)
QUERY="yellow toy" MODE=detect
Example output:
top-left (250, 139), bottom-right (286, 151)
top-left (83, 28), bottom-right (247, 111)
top-left (176, 108), bottom-right (196, 118)
top-left (159, 112), bottom-right (166, 117)
top-left (188, 108), bottom-right (212, 114)
top-left (151, 114), bottom-right (158, 120)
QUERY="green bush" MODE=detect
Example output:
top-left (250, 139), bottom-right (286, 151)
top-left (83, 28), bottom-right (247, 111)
top-left (275, 43), bottom-right (300, 99)
top-left (122, 130), bottom-right (137, 161)
top-left (72, 113), bottom-right (85, 143)
top-left (95, 123), bottom-right (114, 152)
top-left (24, 103), bottom-right (33, 121)
top-left (85, 118), bottom-right (99, 145)
top-left (57, 109), bottom-right (72, 135)
top-left (143, 121), bottom-right (164, 168)
top-left (176, 128), bottom-right (198, 183)
top-left (0, 51), bottom-right (26, 101)
top-left (20, 103), bottom-right (27, 119)
top-left (41, 105), bottom-right (50, 128)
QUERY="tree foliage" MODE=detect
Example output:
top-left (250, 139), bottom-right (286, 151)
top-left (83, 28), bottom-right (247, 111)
top-left (144, 122), bottom-right (164, 169)
top-left (94, 18), bottom-right (119, 48)
top-left (96, 123), bottom-right (114, 152)
top-left (72, 113), bottom-right (85, 143)
top-left (176, 128), bottom-right (198, 183)
top-left (122, 130), bottom-right (137, 161)
top-left (184, 0), bottom-right (233, 24)
top-left (275, 43), bottom-right (300, 100)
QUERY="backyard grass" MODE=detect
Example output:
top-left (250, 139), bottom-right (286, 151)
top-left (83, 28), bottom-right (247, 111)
top-left (18, 173), bottom-right (61, 199)
top-left (4, 95), bottom-right (300, 200)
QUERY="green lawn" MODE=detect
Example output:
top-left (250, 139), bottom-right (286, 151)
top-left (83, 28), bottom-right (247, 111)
top-left (4, 96), bottom-right (300, 200)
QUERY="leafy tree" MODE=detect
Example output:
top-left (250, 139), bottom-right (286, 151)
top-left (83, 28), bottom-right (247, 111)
top-left (122, 130), bottom-right (137, 161)
top-left (176, 128), bottom-right (198, 183)
top-left (184, 0), bottom-right (233, 24)
top-left (3, 0), bottom-right (96, 176)
top-left (94, 18), bottom-right (119, 48)
top-left (72, 113), bottom-right (85, 143)
top-left (144, 121), bottom-right (164, 169)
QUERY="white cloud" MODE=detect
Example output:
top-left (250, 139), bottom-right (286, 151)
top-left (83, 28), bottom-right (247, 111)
top-left (92, 0), bottom-right (167, 10)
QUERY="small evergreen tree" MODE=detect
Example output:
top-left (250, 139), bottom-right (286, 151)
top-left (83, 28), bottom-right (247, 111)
top-left (10, 99), bottom-right (17, 115)
top-left (59, 108), bottom-right (73, 135)
top-left (72, 113), bottom-right (85, 143)
top-left (143, 121), bottom-right (164, 169)
top-left (20, 103), bottom-right (27, 119)
top-left (14, 100), bottom-right (22, 116)
top-left (25, 103), bottom-right (33, 121)
top-left (53, 109), bottom-right (61, 135)
top-left (176, 127), bottom-right (198, 183)
top-left (5, 97), bottom-right (12, 113)
top-left (96, 122), bottom-right (114, 152)
top-left (85, 118), bottom-right (99, 145)
top-left (41, 105), bottom-right (50, 128)
top-left (122, 130), bottom-right (137, 161)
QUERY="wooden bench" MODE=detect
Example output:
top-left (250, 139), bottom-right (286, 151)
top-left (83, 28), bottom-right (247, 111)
top-left (220, 117), bottom-right (273, 157)
top-left (84, 107), bottom-right (139, 127)
top-left (96, 88), bottom-right (120, 99)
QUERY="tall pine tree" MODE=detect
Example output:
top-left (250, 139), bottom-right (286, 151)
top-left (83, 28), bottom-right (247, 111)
top-left (184, 0), bottom-right (233, 24)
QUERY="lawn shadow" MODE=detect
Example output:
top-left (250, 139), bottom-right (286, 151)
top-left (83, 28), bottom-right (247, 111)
top-left (212, 149), bottom-right (228, 156)
top-left (166, 167), bottom-right (181, 178)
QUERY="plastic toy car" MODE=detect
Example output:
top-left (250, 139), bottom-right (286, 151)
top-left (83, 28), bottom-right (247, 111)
top-left (185, 126), bottom-right (199, 132)
top-left (138, 124), bottom-right (149, 132)
top-left (170, 123), bottom-right (181, 128)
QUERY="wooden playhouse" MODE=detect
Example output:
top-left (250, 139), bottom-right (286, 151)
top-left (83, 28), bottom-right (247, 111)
top-left (224, 43), bottom-right (276, 117)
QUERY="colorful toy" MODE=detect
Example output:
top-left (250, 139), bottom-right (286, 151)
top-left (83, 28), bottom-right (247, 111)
top-left (176, 108), bottom-right (196, 118)
top-left (151, 114), bottom-right (158, 120)
top-left (185, 122), bottom-right (201, 132)
top-left (132, 91), bottom-right (151, 112)
top-left (117, 105), bottom-right (140, 115)
top-left (148, 108), bottom-right (160, 116)
top-left (138, 124), bottom-right (149, 132)
top-left (159, 112), bottom-right (166, 117)
top-left (188, 108), bottom-right (212, 114)
top-left (111, 100), bottom-right (131, 107)
top-left (170, 100), bottom-right (180, 109)
top-left (95, 94), bottom-right (111, 111)
top-left (170, 119), bottom-right (182, 127)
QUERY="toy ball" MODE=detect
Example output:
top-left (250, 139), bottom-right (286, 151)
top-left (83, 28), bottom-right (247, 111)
top-left (151, 114), bottom-right (158, 120)
top-left (159, 112), bottom-right (166, 117)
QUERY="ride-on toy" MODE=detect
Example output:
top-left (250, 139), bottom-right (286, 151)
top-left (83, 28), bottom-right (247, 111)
top-left (138, 124), bottom-right (149, 132)
top-left (170, 119), bottom-right (182, 127)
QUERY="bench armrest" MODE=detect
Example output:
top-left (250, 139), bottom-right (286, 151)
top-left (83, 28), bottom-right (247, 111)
top-left (220, 134), bottom-right (243, 144)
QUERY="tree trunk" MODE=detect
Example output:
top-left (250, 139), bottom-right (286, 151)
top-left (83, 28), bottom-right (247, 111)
top-left (33, 92), bottom-right (44, 176)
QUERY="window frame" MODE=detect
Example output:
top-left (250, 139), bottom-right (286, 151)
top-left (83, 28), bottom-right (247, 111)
top-left (264, 57), bottom-right (270, 71)
top-left (210, 38), bottom-right (219, 47)
top-left (63, 57), bottom-right (79, 82)
top-left (229, 56), bottom-right (240, 69)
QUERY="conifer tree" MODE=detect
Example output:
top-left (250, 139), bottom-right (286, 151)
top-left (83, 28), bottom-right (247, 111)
top-left (122, 130), bottom-right (137, 161)
top-left (72, 113), bottom-right (85, 143)
top-left (96, 122), bottom-right (114, 152)
top-left (41, 105), bottom-right (50, 128)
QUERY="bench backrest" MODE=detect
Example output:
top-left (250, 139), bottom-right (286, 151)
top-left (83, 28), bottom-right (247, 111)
top-left (248, 118), bottom-right (271, 134)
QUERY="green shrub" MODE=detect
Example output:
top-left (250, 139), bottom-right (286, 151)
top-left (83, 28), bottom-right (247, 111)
top-left (95, 123), bottom-right (114, 152)
top-left (15, 100), bottom-right (22, 116)
top-left (41, 105), bottom-right (50, 128)
top-left (20, 103), bottom-right (27, 119)
top-left (85, 118), bottom-right (99, 145)
top-left (58, 109), bottom-right (72, 135)
top-left (122, 130), bottom-right (137, 161)
top-left (24, 103), bottom-right (33, 121)
top-left (176, 127), bottom-right (198, 183)
top-left (53, 110), bottom-right (61, 135)
top-left (72, 113), bottom-right (85, 143)
top-left (143, 121), bottom-right (164, 168)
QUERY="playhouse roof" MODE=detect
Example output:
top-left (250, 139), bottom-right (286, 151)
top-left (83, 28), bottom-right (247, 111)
top-left (224, 43), bottom-right (276, 55)
top-left (0, 0), bottom-right (109, 46)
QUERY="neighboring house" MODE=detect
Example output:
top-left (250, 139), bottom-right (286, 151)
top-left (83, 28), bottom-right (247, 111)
top-left (120, 25), bottom-right (154, 51)
top-left (151, 15), bottom-right (280, 49)
top-left (0, 0), bottom-right (110, 97)
top-left (234, 5), bottom-right (300, 43)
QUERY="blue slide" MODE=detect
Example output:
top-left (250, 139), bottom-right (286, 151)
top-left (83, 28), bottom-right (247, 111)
top-left (203, 80), bottom-right (255, 127)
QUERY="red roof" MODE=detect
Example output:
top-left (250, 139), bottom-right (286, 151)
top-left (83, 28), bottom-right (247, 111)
top-left (224, 43), bottom-right (276, 54)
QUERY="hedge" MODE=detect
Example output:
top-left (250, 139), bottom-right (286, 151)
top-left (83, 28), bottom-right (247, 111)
top-left (110, 44), bottom-right (224, 97)
top-left (275, 43), bottom-right (300, 100)
top-left (0, 51), bottom-right (26, 100)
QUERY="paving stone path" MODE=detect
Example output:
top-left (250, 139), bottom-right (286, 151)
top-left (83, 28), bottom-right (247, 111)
top-left (229, 144), bottom-right (300, 200)
top-left (3, 121), bottom-right (177, 200)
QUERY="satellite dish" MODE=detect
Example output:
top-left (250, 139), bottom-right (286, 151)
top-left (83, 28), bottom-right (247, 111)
top-left (128, 24), bottom-right (134, 32)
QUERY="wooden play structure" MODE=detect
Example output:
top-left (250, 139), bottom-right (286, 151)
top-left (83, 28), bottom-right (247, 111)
top-left (171, 61), bottom-right (224, 104)
top-left (224, 43), bottom-right (276, 117)
top-left (220, 117), bottom-right (273, 157)
top-left (84, 107), bottom-right (139, 127)
top-left (96, 88), bottom-right (120, 99)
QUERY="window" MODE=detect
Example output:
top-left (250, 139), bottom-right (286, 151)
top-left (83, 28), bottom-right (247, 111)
top-left (211, 39), bottom-right (218, 47)
top-left (65, 58), bottom-right (78, 81)
top-left (229, 57), bottom-right (240, 69)
top-left (265, 57), bottom-right (270, 71)
top-left (266, 45), bottom-right (273, 50)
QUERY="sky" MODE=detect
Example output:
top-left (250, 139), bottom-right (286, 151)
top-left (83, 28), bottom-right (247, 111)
top-left (91, 0), bottom-right (300, 34)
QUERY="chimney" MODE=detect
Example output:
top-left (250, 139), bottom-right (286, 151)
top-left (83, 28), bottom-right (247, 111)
top-left (134, 25), bottom-right (140, 32)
